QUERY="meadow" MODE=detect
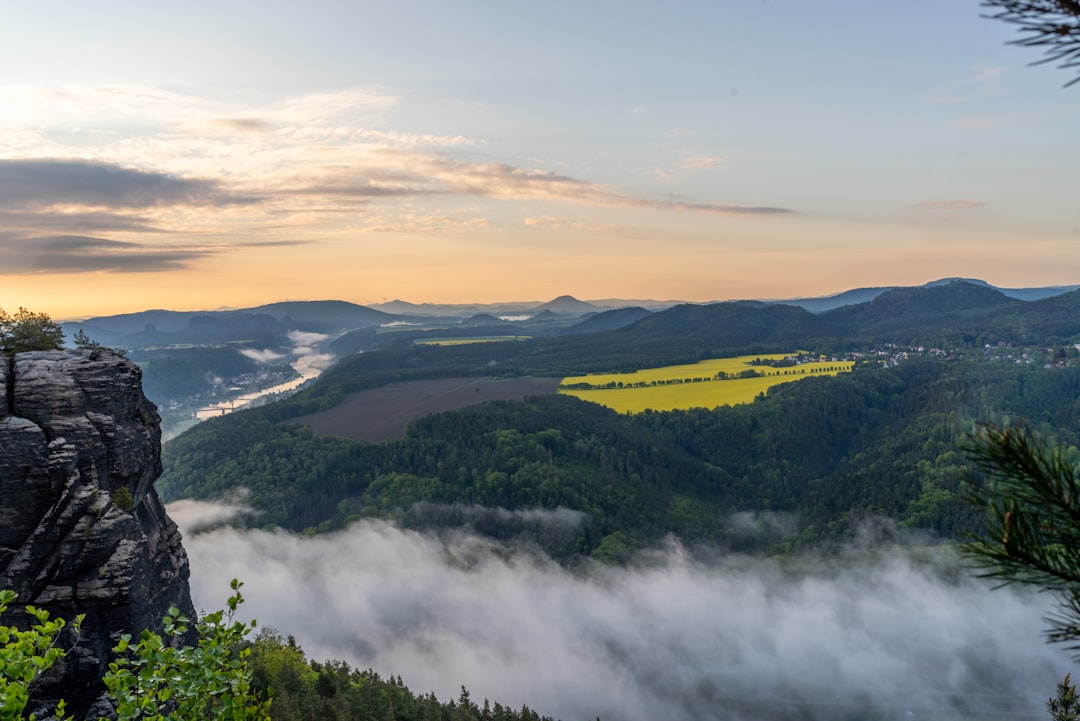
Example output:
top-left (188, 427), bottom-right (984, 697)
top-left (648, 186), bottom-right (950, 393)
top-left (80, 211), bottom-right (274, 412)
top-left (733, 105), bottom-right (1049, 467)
top-left (414, 336), bottom-right (532, 346)
top-left (559, 354), bottom-right (854, 413)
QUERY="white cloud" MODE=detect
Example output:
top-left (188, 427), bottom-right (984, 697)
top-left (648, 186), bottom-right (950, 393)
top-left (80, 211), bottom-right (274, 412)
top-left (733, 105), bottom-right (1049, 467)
top-left (926, 66), bottom-right (1006, 105)
top-left (911, 199), bottom-right (984, 211)
top-left (167, 498), bottom-right (253, 534)
top-left (678, 155), bottom-right (728, 172)
top-left (0, 83), bottom-right (791, 276)
top-left (239, 348), bottom-right (286, 363)
top-left (183, 518), bottom-right (1071, 721)
top-left (522, 214), bottom-right (622, 235)
top-left (286, 330), bottom-right (328, 346)
top-left (0, 84), bottom-right (401, 133)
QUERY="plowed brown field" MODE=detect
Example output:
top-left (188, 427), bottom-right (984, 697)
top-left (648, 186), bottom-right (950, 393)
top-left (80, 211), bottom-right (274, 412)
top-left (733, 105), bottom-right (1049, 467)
top-left (294, 376), bottom-right (562, 442)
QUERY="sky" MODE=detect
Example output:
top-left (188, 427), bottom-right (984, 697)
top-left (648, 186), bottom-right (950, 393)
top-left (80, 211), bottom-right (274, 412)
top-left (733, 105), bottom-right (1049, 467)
top-left (2, 1), bottom-right (1078, 318)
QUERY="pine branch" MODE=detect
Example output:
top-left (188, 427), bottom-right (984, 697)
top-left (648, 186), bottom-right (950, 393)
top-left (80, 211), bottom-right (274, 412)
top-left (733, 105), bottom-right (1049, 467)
top-left (983, 0), bottom-right (1080, 85)
top-left (963, 423), bottom-right (1080, 655)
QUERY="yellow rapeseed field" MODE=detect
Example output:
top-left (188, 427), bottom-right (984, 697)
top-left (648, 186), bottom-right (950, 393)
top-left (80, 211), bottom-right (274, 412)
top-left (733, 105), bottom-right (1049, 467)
top-left (559, 354), bottom-right (853, 413)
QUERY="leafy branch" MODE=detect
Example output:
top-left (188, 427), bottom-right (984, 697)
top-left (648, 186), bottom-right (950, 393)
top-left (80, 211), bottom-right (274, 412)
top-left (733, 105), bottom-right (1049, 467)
top-left (0, 589), bottom-right (83, 721)
top-left (104, 579), bottom-right (270, 721)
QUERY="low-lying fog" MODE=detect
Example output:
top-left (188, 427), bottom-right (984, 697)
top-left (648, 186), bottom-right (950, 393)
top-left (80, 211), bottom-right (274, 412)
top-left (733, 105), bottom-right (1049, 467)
top-left (169, 501), bottom-right (1073, 721)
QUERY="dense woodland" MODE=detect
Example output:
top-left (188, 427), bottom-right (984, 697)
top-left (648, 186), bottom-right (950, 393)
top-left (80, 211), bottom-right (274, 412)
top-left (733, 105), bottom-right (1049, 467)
top-left (147, 283), bottom-right (1080, 721)
top-left (249, 633), bottom-right (554, 721)
top-left (160, 283), bottom-right (1080, 559)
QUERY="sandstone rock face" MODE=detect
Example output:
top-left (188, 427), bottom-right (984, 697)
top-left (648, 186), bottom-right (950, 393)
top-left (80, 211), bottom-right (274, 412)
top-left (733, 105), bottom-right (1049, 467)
top-left (0, 349), bottom-right (195, 718)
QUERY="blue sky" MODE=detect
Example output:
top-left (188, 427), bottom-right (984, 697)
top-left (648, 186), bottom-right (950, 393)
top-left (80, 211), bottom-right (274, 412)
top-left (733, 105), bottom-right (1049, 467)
top-left (1, 1), bottom-right (1077, 316)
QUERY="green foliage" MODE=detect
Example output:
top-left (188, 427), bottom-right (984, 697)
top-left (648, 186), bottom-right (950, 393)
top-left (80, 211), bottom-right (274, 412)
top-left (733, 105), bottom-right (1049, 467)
top-left (113, 487), bottom-right (134, 512)
top-left (1049, 673), bottom-right (1080, 721)
top-left (104, 579), bottom-right (270, 721)
top-left (247, 632), bottom-right (555, 721)
top-left (0, 307), bottom-right (65, 354)
top-left (0, 588), bottom-right (82, 721)
top-left (72, 329), bottom-right (102, 352)
top-left (160, 282), bottom-right (1080, 554)
top-left (162, 356), bottom-right (1080, 555)
top-left (73, 329), bottom-right (125, 358)
top-left (590, 531), bottom-right (640, 563)
top-left (963, 424), bottom-right (1080, 654)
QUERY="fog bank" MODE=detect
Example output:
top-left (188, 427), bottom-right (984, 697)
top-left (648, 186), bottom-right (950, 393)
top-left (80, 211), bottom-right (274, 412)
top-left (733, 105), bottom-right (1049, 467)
top-left (179, 516), bottom-right (1072, 721)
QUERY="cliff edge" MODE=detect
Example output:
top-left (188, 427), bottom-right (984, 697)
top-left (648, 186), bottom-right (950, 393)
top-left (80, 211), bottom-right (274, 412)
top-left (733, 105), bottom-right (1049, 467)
top-left (0, 349), bottom-right (196, 718)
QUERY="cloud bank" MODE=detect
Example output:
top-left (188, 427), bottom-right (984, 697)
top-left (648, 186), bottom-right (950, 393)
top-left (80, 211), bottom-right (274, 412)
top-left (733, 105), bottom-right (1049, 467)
top-left (239, 348), bottom-right (286, 364)
top-left (0, 158), bottom-right (272, 273)
top-left (167, 498), bottom-right (254, 534)
top-left (0, 233), bottom-right (212, 273)
top-left (180, 517), bottom-right (1071, 721)
top-left (0, 84), bottom-right (793, 282)
top-left (0, 158), bottom-right (251, 210)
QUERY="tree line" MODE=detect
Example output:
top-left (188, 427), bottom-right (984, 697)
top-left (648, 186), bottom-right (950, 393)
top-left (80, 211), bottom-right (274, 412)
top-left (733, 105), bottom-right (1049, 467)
top-left (161, 358), bottom-right (1080, 557)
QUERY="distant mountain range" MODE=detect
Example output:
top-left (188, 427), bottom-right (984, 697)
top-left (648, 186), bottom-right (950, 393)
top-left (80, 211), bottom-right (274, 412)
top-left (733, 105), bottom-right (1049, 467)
top-left (369, 278), bottom-right (1080, 317)
top-left (563, 281), bottom-right (1080, 365)
top-left (366, 296), bottom-right (647, 318)
top-left (772, 277), bottom-right (1080, 313)
top-left (63, 278), bottom-right (1080, 352)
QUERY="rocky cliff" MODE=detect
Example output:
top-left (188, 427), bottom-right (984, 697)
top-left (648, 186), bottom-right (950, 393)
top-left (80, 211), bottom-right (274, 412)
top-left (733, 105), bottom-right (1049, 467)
top-left (0, 349), bottom-right (196, 718)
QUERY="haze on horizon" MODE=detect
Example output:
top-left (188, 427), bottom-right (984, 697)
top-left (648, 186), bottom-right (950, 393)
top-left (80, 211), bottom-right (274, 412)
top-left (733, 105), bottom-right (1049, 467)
top-left (1, 1), bottom-right (1078, 319)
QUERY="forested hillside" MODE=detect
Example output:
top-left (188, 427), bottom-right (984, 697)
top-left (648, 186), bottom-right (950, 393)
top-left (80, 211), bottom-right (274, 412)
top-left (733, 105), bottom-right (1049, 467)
top-left (249, 632), bottom-right (555, 721)
top-left (161, 358), bottom-right (1080, 557)
top-left (160, 281), bottom-right (1080, 558)
top-left (291, 283), bottom-right (1080, 388)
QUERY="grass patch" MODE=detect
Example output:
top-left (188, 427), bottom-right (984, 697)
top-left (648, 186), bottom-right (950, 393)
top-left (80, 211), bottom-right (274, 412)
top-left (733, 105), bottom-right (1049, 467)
top-left (414, 336), bottom-right (532, 346)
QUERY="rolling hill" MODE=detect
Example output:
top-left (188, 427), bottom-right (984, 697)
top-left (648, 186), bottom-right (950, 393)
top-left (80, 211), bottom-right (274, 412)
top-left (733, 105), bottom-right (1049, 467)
top-left (157, 278), bottom-right (1080, 557)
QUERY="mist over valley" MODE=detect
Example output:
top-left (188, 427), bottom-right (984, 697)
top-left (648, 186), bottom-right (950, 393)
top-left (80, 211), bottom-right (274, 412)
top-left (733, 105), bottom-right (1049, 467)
top-left (175, 506), bottom-right (1070, 721)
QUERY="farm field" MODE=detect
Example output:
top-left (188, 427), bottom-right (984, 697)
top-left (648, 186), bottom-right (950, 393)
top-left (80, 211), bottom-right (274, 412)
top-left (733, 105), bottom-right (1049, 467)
top-left (559, 354), bottom-right (854, 413)
top-left (294, 355), bottom-right (852, 441)
top-left (294, 376), bottom-right (561, 441)
top-left (414, 336), bottom-right (531, 346)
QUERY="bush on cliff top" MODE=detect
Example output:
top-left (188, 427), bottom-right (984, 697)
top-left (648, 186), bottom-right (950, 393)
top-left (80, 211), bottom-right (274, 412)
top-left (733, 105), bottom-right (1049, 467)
top-left (0, 307), bottom-right (64, 354)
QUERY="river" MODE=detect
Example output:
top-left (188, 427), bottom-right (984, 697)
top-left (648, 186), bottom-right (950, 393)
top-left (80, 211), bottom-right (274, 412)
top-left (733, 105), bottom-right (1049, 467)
top-left (194, 332), bottom-right (335, 420)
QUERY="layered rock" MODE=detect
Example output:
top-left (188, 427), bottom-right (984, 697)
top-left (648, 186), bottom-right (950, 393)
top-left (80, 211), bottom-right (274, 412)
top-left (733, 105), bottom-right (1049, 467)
top-left (0, 349), bottom-right (195, 718)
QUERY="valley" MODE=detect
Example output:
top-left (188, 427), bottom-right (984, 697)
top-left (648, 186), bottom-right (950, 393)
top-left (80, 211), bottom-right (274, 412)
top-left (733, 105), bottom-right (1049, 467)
top-left (63, 277), bottom-right (1080, 720)
top-left (9, 4), bottom-right (1080, 717)
top-left (152, 279), bottom-right (1080, 552)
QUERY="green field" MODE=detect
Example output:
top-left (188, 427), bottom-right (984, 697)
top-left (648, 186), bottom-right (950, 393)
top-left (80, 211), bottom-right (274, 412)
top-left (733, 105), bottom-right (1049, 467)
top-left (414, 336), bottom-right (531, 346)
top-left (559, 354), bottom-right (854, 412)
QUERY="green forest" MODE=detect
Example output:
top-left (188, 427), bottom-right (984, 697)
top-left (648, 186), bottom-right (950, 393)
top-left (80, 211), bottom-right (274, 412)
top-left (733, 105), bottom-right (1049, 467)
top-left (161, 357), bottom-right (1080, 558)
top-left (248, 633), bottom-right (554, 721)
top-left (161, 284), bottom-right (1080, 560)
top-left (145, 283), bottom-right (1080, 720)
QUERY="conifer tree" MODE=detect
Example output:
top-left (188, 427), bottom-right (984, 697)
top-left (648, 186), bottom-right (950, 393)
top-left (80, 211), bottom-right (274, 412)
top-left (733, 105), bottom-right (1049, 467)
top-left (1048, 673), bottom-right (1080, 721)
top-left (963, 424), bottom-right (1080, 653)
top-left (983, 0), bottom-right (1080, 85)
top-left (0, 307), bottom-right (64, 353)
